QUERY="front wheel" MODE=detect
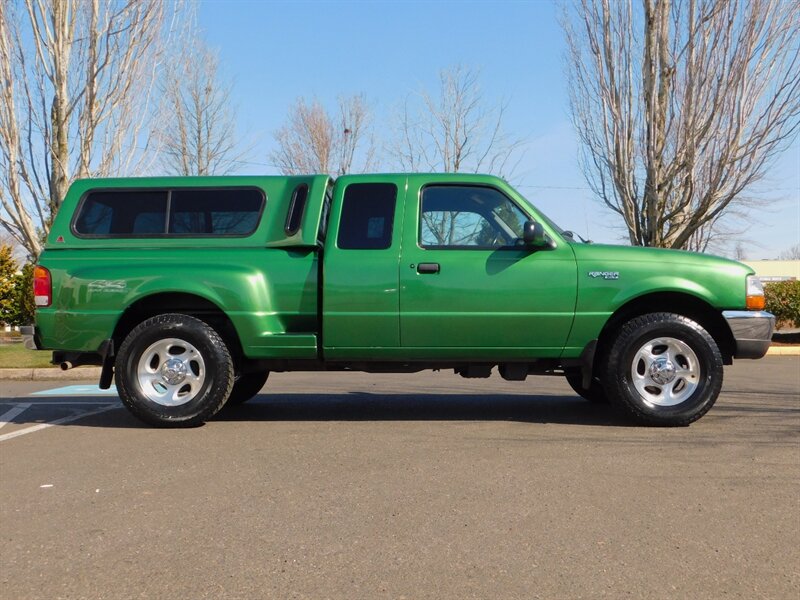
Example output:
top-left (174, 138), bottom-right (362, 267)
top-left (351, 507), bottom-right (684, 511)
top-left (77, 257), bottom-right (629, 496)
top-left (604, 313), bottom-right (723, 426)
top-left (115, 313), bottom-right (234, 427)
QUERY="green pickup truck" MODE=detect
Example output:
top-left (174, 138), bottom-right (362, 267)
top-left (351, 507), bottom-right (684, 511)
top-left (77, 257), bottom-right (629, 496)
top-left (24, 173), bottom-right (774, 427)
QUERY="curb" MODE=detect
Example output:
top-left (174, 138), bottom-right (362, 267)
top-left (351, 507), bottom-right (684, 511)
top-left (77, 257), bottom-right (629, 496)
top-left (0, 367), bottom-right (101, 381)
top-left (766, 346), bottom-right (800, 356)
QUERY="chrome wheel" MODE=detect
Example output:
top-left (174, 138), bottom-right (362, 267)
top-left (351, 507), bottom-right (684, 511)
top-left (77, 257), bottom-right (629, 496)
top-left (136, 338), bottom-right (206, 406)
top-left (631, 336), bottom-right (700, 407)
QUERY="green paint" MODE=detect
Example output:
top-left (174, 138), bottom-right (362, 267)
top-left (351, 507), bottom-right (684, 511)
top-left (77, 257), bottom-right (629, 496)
top-left (36, 173), bottom-right (756, 366)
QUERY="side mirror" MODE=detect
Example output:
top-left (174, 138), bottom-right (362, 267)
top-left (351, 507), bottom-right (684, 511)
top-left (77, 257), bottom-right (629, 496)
top-left (522, 220), bottom-right (551, 248)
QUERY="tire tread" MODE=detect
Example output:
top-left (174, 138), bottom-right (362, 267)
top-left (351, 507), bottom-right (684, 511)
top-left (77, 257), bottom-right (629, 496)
top-left (115, 313), bottom-right (234, 427)
top-left (603, 312), bottom-right (723, 426)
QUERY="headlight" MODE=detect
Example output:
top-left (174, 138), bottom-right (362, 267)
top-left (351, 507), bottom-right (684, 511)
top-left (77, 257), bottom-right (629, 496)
top-left (746, 275), bottom-right (765, 310)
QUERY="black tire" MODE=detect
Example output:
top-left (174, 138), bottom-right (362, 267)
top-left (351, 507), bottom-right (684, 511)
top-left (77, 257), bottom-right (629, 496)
top-left (226, 371), bottom-right (270, 405)
top-left (115, 313), bottom-right (234, 427)
top-left (565, 373), bottom-right (609, 403)
top-left (603, 312), bottom-right (723, 426)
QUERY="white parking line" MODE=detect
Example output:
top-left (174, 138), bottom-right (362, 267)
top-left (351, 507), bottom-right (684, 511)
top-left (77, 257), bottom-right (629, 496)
top-left (0, 401), bottom-right (119, 406)
top-left (0, 403), bottom-right (32, 430)
top-left (31, 384), bottom-right (118, 397)
top-left (0, 404), bottom-right (119, 442)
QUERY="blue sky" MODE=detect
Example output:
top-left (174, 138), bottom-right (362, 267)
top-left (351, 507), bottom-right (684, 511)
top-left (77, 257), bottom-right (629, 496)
top-left (198, 0), bottom-right (800, 259)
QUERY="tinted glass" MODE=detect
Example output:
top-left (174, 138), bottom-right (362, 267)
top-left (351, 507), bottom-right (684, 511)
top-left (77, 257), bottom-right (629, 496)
top-left (74, 191), bottom-right (167, 236)
top-left (285, 184), bottom-right (308, 235)
top-left (420, 185), bottom-right (526, 248)
top-left (318, 182), bottom-right (333, 242)
top-left (169, 189), bottom-right (263, 235)
top-left (337, 183), bottom-right (397, 250)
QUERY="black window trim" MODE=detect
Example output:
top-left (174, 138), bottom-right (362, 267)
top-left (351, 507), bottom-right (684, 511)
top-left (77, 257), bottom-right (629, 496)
top-left (417, 183), bottom-right (532, 251)
top-left (317, 180), bottom-right (334, 244)
top-left (70, 186), bottom-right (267, 239)
top-left (284, 183), bottom-right (309, 236)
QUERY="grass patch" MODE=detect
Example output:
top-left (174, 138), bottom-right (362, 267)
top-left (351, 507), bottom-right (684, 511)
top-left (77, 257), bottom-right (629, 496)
top-left (0, 343), bottom-right (53, 368)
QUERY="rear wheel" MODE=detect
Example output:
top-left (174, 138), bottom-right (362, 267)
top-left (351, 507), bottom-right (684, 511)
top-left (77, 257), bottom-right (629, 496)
top-left (115, 313), bottom-right (234, 427)
top-left (226, 371), bottom-right (270, 405)
top-left (565, 373), bottom-right (608, 403)
top-left (604, 312), bottom-right (723, 426)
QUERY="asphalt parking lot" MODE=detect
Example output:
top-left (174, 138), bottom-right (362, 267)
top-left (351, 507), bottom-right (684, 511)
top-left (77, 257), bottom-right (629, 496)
top-left (1, 357), bottom-right (798, 599)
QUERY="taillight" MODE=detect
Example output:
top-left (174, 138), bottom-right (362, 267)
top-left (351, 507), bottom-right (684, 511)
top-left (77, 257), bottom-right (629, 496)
top-left (33, 266), bottom-right (51, 307)
top-left (745, 275), bottom-right (765, 311)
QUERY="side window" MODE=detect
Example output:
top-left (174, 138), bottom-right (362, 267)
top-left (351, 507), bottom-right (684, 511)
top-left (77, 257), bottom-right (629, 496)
top-left (337, 183), bottom-right (397, 250)
top-left (73, 188), bottom-right (264, 237)
top-left (420, 185), bottom-right (527, 249)
top-left (74, 191), bottom-right (167, 236)
top-left (285, 184), bottom-right (309, 236)
top-left (169, 189), bottom-right (263, 235)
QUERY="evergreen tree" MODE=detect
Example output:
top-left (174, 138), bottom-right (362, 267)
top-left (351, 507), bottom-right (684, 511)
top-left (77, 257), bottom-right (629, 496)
top-left (0, 245), bottom-right (19, 325)
top-left (14, 264), bottom-right (35, 325)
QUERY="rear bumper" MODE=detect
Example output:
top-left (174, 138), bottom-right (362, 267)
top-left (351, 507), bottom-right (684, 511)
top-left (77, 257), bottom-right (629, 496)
top-left (722, 311), bottom-right (775, 359)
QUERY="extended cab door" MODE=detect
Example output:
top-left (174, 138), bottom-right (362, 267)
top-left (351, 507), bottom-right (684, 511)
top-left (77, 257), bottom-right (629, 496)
top-left (399, 177), bottom-right (578, 360)
top-left (322, 175), bottom-right (406, 359)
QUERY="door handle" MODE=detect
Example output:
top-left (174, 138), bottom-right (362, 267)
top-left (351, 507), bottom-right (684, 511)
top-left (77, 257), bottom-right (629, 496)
top-left (417, 263), bottom-right (440, 274)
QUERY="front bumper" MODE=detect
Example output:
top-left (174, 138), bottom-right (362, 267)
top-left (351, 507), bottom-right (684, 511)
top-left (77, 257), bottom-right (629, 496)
top-left (722, 311), bottom-right (775, 359)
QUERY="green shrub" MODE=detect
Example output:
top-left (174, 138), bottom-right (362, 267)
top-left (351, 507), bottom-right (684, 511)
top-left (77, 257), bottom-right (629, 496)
top-left (14, 264), bottom-right (36, 326)
top-left (0, 245), bottom-right (35, 326)
top-left (0, 245), bottom-right (18, 325)
top-left (764, 280), bottom-right (800, 329)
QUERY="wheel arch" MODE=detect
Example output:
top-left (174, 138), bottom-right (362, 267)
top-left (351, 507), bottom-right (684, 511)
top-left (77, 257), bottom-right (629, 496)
top-left (112, 292), bottom-right (245, 365)
top-left (595, 292), bottom-right (735, 369)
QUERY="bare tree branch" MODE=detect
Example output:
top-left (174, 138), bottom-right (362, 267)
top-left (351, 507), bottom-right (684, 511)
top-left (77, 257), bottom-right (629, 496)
top-left (0, 0), bottom-right (186, 259)
top-left (563, 0), bottom-right (800, 249)
top-left (157, 38), bottom-right (244, 176)
top-left (269, 95), bottom-right (375, 176)
top-left (391, 65), bottom-right (525, 177)
top-left (778, 243), bottom-right (800, 260)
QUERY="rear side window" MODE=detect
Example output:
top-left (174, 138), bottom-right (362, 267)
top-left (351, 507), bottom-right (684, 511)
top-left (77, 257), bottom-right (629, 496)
top-left (73, 188), bottom-right (264, 237)
top-left (74, 191), bottom-right (167, 236)
top-left (284, 184), bottom-right (309, 235)
top-left (337, 183), bottom-right (397, 250)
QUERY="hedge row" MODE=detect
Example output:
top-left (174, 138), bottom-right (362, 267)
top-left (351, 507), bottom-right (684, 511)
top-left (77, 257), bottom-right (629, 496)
top-left (764, 280), bottom-right (800, 329)
top-left (0, 245), bottom-right (35, 327)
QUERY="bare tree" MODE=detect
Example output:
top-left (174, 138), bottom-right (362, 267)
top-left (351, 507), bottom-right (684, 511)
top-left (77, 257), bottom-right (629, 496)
top-left (779, 244), bottom-right (800, 260)
top-left (393, 65), bottom-right (524, 175)
top-left (0, 0), bottom-right (184, 258)
top-left (270, 95), bottom-right (374, 176)
top-left (563, 0), bottom-right (800, 249)
top-left (158, 39), bottom-right (243, 176)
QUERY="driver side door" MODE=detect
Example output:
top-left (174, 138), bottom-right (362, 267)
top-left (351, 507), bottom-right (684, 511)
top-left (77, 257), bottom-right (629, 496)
top-left (399, 181), bottom-right (577, 360)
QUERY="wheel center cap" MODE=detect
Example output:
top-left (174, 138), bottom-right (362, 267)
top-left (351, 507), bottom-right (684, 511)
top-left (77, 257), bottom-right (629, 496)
top-left (161, 358), bottom-right (187, 385)
top-left (649, 358), bottom-right (676, 385)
